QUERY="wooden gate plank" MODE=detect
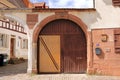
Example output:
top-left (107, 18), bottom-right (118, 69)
top-left (62, 34), bottom-right (87, 73)
top-left (39, 35), bottom-right (60, 73)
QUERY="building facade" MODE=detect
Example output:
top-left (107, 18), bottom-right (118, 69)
top-left (0, 0), bottom-right (120, 76)
top-left (0, 18), bottom-right (28, 59)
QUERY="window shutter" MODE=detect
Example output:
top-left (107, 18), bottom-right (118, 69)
top-left (0, 34), bottom-right (2, 47)
top-left (3, 34), bottom-right (7, 48)
top-left (113, 0), bottom-right (120, 6)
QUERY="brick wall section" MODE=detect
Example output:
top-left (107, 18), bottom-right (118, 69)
top-left (92, 29), bottom-right (120, 76)
top-left (27, 14), bottom-right (38, 29)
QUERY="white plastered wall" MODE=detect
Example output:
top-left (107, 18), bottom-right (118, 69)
top-left (69, 0), bottom-right (120, 30)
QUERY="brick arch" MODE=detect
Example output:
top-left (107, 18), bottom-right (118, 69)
top-left (33, 14), bottom-right (88, 43)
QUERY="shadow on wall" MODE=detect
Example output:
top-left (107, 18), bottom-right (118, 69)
top-left (85, 11), bottom-right (102, 28)
top-left (97, 50), bottom-right (105, 59)
top-left (103, 0), bottom-right (112, 5)
top-left (88, 0), bottom-right (113, 25)
top-left (86, 0), bottom-right (114, 28)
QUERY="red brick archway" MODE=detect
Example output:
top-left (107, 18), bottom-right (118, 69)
top-left (33, 14), bottom-right (88, 43)
top-left (32, 13), bottom-right (93, 74)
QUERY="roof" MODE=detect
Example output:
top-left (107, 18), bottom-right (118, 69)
top-left (0, 0), bottom-right (17, 8)
top-left (7, 0), bottom-right (27, 8)
top-left (33, 2), bottom-right (49, 9)
top-left (34, 2), bottom-right (45, 7)
top-left (0, 0), bottom-right (48, 9)
top-left (0, 0), bottom-right (33, 8)
top-left (0, 8), bottom-right (96, 13)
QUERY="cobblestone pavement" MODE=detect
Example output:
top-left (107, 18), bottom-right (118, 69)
top-left (0, 62), bottom-right (120, 80)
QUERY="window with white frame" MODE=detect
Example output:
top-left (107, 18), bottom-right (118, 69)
top-left (0, 33), bottom-right (8, 48)
top-left (21, 39), bottom-right (28, 49)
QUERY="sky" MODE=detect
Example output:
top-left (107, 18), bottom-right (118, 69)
top-left (30, 0), bottom-right (94, 8)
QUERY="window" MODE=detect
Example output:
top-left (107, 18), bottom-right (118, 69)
top-left (114, 29), bottom-right (120, 53)
top-left (21, 39), bottom-right (28, 49)
top-left (0, 33), bottom-right (8, 48)
top-left (0, 20), bottom-right (2, 27)
top-left (112, 0), bottom-right (120, 6)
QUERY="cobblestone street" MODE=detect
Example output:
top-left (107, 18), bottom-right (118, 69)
top-left (0, 62), bottom-right (120, 80)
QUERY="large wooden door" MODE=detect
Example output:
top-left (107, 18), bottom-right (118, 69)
top-left (62, 34), bottom-right (87, 73)
top-left (38, 19), bottom-right (87, 73)
top-left (39, 35), bottom-right (61, 73)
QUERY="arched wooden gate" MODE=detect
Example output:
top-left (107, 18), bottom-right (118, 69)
top-left (38, 19), bottom-right (87, 73)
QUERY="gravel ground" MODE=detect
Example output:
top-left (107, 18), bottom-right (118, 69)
top-left (0, 62), bottom-right (120, 80)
